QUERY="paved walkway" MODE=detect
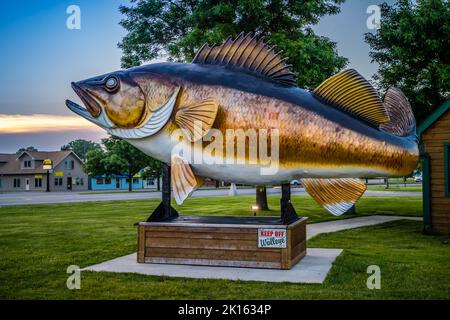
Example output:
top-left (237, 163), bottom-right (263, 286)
top-left (0, 187), bottom-right (421, 206)
top-left (307, 215), bottom-right (422, 240)
top-left (83, 215), bottom-right (421, 284)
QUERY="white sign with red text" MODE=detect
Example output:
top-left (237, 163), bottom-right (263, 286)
top-left (258, 228), bottom-right (287, 248)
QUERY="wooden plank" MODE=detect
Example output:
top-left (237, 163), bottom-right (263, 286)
top-left (281, 229), bottom-right (291, 269)
top-left (146, 230), bottom-right (257, 241)
top-left (423, 133), bottom-right (450, 140)
top-left (144, 257), bottom-right (281, 269)
top-left (430, 198), bottom-right (450, 204)
top-left (146, 237), bottom-right (261, 251)
top-left (291, 240), bottom-right (307, 260)
top-left (137, 225), bottom-right (145, 263)
top-left (291, 223), bottom-right (306, 245)
top-left (289, 249), bottom-right (307, 269)
top-left (430, 207), bottom-right (450, 214)
top-left (430, 169), bottom-right (445, 176)
top-left (431, 185), bottom-right (445, 192)
top-left (431, 215), bottom-right (450, 222)
top-left (143, 225), bottom-right (257, 234)
top-left (431, 180), bottom-right (445, 186)
top-left (145, 247), bottom-right (281, 262)
top-left (433, 227), bottom-right (450, 234)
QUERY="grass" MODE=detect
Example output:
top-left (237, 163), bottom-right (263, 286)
top-left (366, 185), bottom-right (422, 192)
top-left (1, 195), bottom-right (447, 300)
top-left (79, 190), bottom-right (158, 195)
top-left (36, 195), bottom-right (422, 224)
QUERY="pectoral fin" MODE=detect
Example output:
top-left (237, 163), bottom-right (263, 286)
top-left (301, 178), bottom-right (366, 216)
top-left (175, 99), bottom-right (218, 141)
top-left (171, 154), bottom-right (203, 205)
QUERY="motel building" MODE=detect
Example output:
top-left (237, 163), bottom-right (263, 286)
top-left (89, 173), bottom-right (161, 191)
top-left (0, 151), bottom-right (88, 192)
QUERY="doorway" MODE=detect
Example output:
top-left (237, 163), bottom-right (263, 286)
top-left (67, 177), bottom-right (72, 190)
top-left (116, 178), bottom-right (120, 189)
top-left (25, 178), bottom-right (30, 191)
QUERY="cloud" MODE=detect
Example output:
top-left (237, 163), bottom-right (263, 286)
top-left (0, 114), bottom-right (103, 134)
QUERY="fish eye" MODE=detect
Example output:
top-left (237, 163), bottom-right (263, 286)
top-left (105, 77), bottom-right (119, 90)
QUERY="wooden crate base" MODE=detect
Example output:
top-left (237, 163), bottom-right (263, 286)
top-left (137, 216), bottom-right (307, 270)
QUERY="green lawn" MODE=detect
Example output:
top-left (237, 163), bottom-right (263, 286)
top-left (79, 190), bottom-right (158, 195)
top-left (1, 195), bottom-right (448, 300)
top-left (367, 185), bottom-right (423, 192)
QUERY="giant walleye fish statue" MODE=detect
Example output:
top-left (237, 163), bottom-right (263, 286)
top-left (66, 34), bottom-right (419, 215)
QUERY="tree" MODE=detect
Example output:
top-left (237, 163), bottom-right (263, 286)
top-left (119, 0), bottom-right (348, 207)
top-left (61, 139), bottom-right (101, 162)
top-left (16, 146), bottom-right (37, 154)
top-left (84, 148), bottom-right (108, 177)
top-left (141, 159), bottom-right (162, 191)
top-left (84, 135), bottom-right (155, 191)
top-left (256, 186), bottom-right (269, 211)
top-left (118, 0), bottom-right (347, 88)
top-left (365, 0), bottom-right (450, 124)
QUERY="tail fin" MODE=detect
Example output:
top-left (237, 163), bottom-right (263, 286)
top-left (380, 87), bottom-right (416, 136)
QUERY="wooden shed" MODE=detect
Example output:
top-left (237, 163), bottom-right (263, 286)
top-left (418, 100), bottom-right (450, 234)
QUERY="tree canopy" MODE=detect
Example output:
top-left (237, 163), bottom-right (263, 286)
top-left (16, 146), bottom-right (38, 154)
top-left (365, 0), bottom-right (450, 124)
top-left (119, 0), bottom-right (348, 88)
top-left (61, 139), bottom-right (101, 162)
top-left (84, 136), bottom-right (155, 191)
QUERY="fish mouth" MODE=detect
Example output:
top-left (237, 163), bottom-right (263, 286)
top-left (70, 82), bottom-right (102, 117)
top-left (66, 82), bottom-right (113, 129)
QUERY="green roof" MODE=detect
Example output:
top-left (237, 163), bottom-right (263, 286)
top-left (417, 99), bottom-right (450, 138)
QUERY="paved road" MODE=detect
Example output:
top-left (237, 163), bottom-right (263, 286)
top-left (0, 187), bottom-right (421, 207)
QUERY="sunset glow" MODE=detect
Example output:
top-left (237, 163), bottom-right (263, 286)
top-left (0, 114), bottom-right (103, 134)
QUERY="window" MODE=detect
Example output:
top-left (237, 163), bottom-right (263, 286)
top-left (146, 178), bottom-right (154, 186)
top-left (65, 160), bottom-right (75, 170)
top-left (133, 178), bottom-right (139, 184)
top-left (23, 160), bottom-right (32, 168)
top-left (105, 178), bottom-right (111, 184)
top-left (35, 178), bottom-right (42, 188)
top-left (445, 142), bottom-right (450, 197)
top-left (13, 178), bottom-right (21, 188)
top-left (54, 177), bottom-right (63, 186)
top-left (75, 178), bottom-right (85, 186)
top-left (96, 178), bottom-right (104, 185)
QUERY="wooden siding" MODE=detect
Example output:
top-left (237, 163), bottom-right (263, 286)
top-left (422, 109), bottom-right (450, 234)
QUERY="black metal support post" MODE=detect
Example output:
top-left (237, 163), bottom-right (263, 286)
top-left (280, 183), bottom-right (299, 224)
top-left (146, 163), bottom-right (179, 222)
top-left (46, 170), bottom-right (50, 192)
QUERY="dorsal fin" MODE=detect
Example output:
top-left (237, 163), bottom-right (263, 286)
top-left (313, 69), bottom-right (389, 126)
top-left (192, 33), bottom-right (297, 86)
top-left (380, 87), bottom-right (416, 136)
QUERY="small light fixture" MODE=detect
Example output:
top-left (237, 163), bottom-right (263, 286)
top-left (252, 205), bottom-right (259, 216)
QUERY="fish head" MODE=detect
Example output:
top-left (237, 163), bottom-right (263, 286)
top-left (67, 71), bottom-right (147, 129)
top-left (66, 68), bottom-right (178, 139)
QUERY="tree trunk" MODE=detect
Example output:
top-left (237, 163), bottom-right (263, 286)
top-left (129, 174), bottom-right (133, 192)
top-left (157, 176), bottom-right (161, 191)
top-left (385, 178), bottom-right (390, 189)
top-left (256, 186), bottom-right (269, 210)
top-left (215, 180), bottom-right (220, 188)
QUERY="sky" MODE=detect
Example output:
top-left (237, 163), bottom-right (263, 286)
top-left (0, 0), bottom-right (395, 153)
